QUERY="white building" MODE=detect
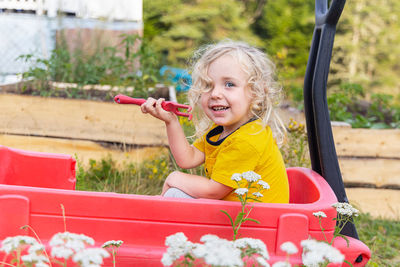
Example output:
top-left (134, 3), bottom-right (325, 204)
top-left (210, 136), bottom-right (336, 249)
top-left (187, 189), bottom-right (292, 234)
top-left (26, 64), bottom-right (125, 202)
top-left (0, 0), bottom-right (143, 84)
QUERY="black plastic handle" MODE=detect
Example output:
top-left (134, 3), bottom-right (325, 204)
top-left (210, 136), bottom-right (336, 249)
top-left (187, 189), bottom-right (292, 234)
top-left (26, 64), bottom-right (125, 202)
top-left (303, 0), bottom-right (359, 239)
top-left (315, 0), bottom-right (346, 26)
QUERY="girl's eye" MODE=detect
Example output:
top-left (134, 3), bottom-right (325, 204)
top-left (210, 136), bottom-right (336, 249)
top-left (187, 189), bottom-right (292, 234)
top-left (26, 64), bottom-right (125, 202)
top-left (225, 81), bottom-right (235, 88)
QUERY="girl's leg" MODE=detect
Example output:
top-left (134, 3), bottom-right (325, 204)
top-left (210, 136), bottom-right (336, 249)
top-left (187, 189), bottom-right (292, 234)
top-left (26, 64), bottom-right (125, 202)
top-left (163, 187), bottom-right (195, 199)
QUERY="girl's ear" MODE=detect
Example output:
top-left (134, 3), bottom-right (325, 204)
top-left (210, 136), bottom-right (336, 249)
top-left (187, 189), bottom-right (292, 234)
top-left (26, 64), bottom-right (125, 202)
top-left (252, 102), bottom-right (262, 111)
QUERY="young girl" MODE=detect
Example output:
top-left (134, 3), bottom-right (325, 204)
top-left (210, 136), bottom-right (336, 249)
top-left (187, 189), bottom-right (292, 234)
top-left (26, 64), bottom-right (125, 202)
top-left (140, 40), bottom-right (289, 203)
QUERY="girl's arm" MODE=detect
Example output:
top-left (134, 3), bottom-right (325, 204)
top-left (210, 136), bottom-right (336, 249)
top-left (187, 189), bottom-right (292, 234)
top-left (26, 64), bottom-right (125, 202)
top-left (162, 171), bottom-right (232, 199)
top-left (141, 97), bottom-right (204, 168)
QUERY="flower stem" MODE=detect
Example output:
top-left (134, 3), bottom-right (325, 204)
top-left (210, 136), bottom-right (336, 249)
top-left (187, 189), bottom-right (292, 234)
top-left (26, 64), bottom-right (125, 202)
top-left (318, 218), bottom-right (328, 243)
top-left (21, 224), bottom-right (53, 267)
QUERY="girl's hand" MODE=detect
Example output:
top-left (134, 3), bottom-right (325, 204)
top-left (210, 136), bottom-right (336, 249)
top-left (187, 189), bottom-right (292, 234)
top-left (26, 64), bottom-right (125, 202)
top-left (140, 97), bottom-right (177, 123)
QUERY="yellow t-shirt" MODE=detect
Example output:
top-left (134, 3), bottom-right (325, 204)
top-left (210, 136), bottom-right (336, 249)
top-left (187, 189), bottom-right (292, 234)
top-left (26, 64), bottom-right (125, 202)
top-left (193, 119), bottom-right (289, 203)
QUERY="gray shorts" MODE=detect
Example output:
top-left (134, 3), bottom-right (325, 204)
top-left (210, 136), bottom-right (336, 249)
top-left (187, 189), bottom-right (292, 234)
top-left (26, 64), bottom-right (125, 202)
top-left (164, 188), bottom-right (195, 199)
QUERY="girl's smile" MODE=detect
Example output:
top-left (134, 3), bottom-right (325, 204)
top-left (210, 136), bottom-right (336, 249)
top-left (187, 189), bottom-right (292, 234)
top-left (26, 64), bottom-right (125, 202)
top-left (200, 54), bottom-right (253, 137)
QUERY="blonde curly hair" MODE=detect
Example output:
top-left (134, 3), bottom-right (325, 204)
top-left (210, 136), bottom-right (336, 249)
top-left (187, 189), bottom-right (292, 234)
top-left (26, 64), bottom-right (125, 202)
top-left (187, 40), bottom-right (286, 145)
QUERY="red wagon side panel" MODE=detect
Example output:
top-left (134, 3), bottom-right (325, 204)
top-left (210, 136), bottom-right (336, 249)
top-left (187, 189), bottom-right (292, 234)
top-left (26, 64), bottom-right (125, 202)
top-left (0, 146), bottom-right (76, 190)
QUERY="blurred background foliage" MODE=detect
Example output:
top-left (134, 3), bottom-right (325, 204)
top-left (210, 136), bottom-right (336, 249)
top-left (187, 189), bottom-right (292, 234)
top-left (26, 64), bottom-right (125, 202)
top-left (142, 0), bottom-right (400, 128)
top-left (18, 0), bottom-right (400, 128)
top-left (143, 0), bottom-right (400, 98)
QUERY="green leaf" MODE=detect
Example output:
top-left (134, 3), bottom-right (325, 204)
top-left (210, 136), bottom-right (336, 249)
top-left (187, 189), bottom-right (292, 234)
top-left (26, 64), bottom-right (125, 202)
top-left (234, 212), bottom-right (245, 227)
top-left (220, 210), bottom-right (234, 227)
top-left (337, 233), bottom-right (350, 247)
top-left (344, 259), bottom-right (354, 267)
top-left (371, 122), bottom-right (391, 129)
top-left (243, 218), bottom-right (260, 224)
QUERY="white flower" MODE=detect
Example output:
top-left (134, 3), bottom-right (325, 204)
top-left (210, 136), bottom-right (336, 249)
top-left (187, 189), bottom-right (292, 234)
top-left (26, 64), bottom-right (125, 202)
top-left (280, 241), bottom-right (298, 255)
top-left (301, 239), bottom-right (344, 266)
top-left (50, 232), bottom-right (94, 248)
top-left (252, 192), bottom-right (264, 198)
top-left (165, 232), bottom-right (187, 247)
top-left (313, 211), bottom-right (327, 218)
top-left (272, 261), bottom-right (291, 267)
top-left (241, 171), bottom-right (261, 182)
top-left (200, 234), bottom-right (220, 243)
top-left (161, 232), bottom-right (193, 266)
top-left (234, 188), bottom-right (248, 196)
top-left (51, 246), bottom-right (74, 259)
top-left (161, 253), bottom-right (174, 266)
top-left (0, 235), bottom-right (38, 254)
top-left (234, 237), bottom-right (269, 259)
top-left (72, 248), bottom-right (110, 267)
top-left (49, 232), bottom-right (95, 259)
top-left (102, 240), bottom-right (123, 248)
top-left (192, 243), bottom-right (208, 258)
top-left (28, 243), bottom-right (45, 254)
top-left (21, 253), bottom-right (49, 264)
top-left (332, 202), bottom-right (359, 217)
top-left (257, 180), bottom-right (270, 190)
top-left (231, 173), bottom-right (242, 182)
top-left (257, 256), bottom-right (271, 267)
top-left (198, 236), bottom-right (243, 267)
top-left (36, 262), bottom-right (50, 267)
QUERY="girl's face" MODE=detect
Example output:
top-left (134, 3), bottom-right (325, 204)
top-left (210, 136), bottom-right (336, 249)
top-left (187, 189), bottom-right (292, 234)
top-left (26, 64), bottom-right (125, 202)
top-left (200, 54), bottom-right (253, 136)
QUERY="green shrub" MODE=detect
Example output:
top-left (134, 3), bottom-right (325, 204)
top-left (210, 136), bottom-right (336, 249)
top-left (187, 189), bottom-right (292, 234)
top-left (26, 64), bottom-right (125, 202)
top-left (18, 33), bottom-right (162, 99)
top-left (327, 83), bottom-right (400, 129)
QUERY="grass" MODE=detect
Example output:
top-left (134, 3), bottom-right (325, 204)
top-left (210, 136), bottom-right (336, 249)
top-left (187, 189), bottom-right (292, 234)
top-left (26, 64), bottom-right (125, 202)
top-left (356, 213), bottom-right (400, 266)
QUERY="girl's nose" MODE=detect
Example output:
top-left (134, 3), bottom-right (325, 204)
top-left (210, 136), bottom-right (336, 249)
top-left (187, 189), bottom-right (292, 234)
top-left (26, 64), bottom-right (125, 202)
top-left (210, 86), bottom-right (222, 98)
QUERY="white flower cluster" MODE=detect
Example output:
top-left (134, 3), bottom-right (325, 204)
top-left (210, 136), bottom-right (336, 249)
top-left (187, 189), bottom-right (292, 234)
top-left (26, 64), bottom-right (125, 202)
top-left (253, 192), bottom-right (264, 198)
top-left (161, 232), bottom-right (193, 266)
top-left (257, 180), bottom-right (270, 190)
top-left (272, 261), bottom-right (291, 267)
top-left (231, 173), bottom-right (243, 182)
top-left (102, 240), bottom-right (124, 248)
top-left (332, 202), bottom-right (359, 217)
top-left (241, 171), bottom-right (262, 182)
top-left (301, 239), bottom-right (344, 266)
top-left (161, 233), bottom-right (270, 267)
top-left (73, 248), bottom-right (110, 266)
top-left (280, 241), bottom-right (298, 255)
top-left (194, 235), bottom-right (243, 266)
top-left (312, 211), bottom-right (327, 218)
top-left (49, 232), bottom-right (109, 267)
top-left (234, 237), bottom-right (269, 259)
top-left (21, 253), bottom-right (49, 267)
top-left (0, 236), bottom-right (49, 266)
top-left (234, 188), bottom-right (249, 196)
top-left (0, 235), bottom-right (37, 254)
top-left (231, 171), bottom-right (262, 183)
top-left (230, 171), bottom-right (269, 199)
top-left (1, 232), bottom-right (114, 267)
top-left (50, 232), bottom-right (94, 259)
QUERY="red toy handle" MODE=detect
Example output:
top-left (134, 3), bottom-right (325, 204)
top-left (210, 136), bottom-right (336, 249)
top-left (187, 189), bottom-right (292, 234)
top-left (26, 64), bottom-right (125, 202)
top-left (114, 94), bottom-right (192, 120)
top-left (114, 95), bottom-right (146, 105)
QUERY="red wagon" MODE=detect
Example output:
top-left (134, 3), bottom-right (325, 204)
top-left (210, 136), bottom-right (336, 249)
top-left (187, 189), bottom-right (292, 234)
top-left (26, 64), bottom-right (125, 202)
top-left (0, 0), bottom-right (371, 266)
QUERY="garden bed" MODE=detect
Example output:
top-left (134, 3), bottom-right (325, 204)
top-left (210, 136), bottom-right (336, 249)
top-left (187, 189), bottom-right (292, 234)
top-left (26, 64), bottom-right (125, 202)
top-left (0, 93), bottom-right (168, 164)
top-left (0, 92), bottom-right (399, 219)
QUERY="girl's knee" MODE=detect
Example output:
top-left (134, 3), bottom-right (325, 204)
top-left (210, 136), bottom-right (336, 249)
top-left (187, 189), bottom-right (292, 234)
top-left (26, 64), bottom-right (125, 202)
top-left (166, 170), bottom-right (182, 180)
top-left (164, 187), bottom-right (194, 199)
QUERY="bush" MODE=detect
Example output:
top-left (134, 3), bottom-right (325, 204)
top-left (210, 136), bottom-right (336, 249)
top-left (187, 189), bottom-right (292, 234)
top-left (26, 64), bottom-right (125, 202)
top-left (18, 34), bottom-right (163, 99)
